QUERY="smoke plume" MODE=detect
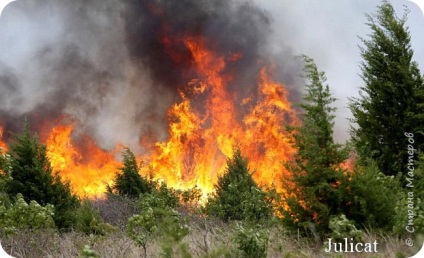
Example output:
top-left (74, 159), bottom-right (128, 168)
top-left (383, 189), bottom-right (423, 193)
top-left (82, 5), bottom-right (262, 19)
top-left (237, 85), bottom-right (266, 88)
top-left (0, 0), bottom-right (303, 152)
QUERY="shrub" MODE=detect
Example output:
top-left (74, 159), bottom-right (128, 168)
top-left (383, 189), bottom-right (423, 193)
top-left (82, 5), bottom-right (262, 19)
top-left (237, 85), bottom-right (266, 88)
top-left (80, 245), bottom-right (99, 258)
top-left (109, 148), bottom-right (154, 198)
top-left (0, 193), bottom-right (55, 235)
top-left (206, 148), bottom-right (272, 222)
top-left (180, 186), bottom-right (202, 208)
top-left (152, 181), bottom-right (180, 209)
top-left (342, 160), bottom-right (404, 232)
top-left (410, 153), bottom-right (424, 234)
top-left (233, 223), bottom-right (268, 258)
top-left (127, 192), bottom-right (188, 257)
top-left (5, 123), bottom-right (79, 230)
top-left (328, 214), bottom-right (363, 242)
top-left (76, 199), bottom-right (112, 235)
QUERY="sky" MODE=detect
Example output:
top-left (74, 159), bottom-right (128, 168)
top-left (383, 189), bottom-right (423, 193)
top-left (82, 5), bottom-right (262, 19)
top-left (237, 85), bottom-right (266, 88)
top-left (256, 0), bottom-right (424, 142)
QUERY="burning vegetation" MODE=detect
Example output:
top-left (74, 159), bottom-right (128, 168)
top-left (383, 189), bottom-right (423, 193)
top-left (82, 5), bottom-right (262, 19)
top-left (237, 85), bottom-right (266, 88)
top-left (0, 0), bottom-right (301, 199)
top-left (1, 1), bottom-right (423, 257)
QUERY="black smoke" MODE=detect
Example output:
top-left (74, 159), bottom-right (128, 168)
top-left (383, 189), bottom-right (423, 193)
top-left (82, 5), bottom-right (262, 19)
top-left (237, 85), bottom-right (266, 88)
top-left (0, 0), bottom-right (302, 151)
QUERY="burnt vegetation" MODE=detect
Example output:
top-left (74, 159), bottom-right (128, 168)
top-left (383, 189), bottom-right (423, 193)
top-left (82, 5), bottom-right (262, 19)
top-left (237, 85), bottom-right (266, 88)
top-left (0, 1), bottom-right (423, 257)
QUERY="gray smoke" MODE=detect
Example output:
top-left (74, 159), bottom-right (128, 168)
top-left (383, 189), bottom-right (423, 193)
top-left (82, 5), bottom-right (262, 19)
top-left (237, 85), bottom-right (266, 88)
top-left (0, 0), bottom-right (304, 152)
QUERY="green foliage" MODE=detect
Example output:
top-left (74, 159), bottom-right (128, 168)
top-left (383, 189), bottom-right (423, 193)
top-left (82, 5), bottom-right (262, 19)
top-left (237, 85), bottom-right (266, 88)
top-left (328, 214), bottom-right (363, 242)
top-left (206, 148), bottom-right (272, 222)
top-left (153, 181), bottom-right (180, 209)
top-left (110, 148), bottom-right (153, 198)
top-left (350, 1), bottom-right (424, 176)
top-left (0, 150), bottom-right (12, 177)
top-left (180, 185), bottom-right (203, 209)
top-left (127, 208), bottom-right (158, 252)
top-left (282, 56), bottom-right (349, 233)
top-left (0, 151), bottom-right (12, 208)
top-left (76, 199), bottom-right (111, 235)
top-left (5, 123), bottom-right (80, 230)
top-left (127, 186), bottom-right (188, 257)
top-left (233, 223), bottom-right (268, 258)
top-left (80, 245), bottom-right (98, 258)
top-left (158, 212), bottom-right (191, 258)
top-left (411, 154), bottom-right (424, 234)
top-left (343, 160), bottom-right (404, 232)
top-left (0, 193), bottom-right (55, 235)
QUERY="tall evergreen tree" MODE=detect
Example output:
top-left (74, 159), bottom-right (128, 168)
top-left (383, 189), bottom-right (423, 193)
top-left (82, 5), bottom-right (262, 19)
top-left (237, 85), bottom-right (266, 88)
top-left (206, 148), bottom-right (272, 222)
top-left (350, 1), bottom-right (424, 176)
top-left (6, 123), bottom-right (80, 229)
top-left (282, 56), bottom-right (349, 233)
top-left (110, 148), bottom-right (152, 198)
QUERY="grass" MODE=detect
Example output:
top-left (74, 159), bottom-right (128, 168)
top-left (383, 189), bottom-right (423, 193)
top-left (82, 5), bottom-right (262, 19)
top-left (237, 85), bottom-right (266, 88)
top-left (1, 218), bottom-right (418, 258)
top-left (1, 197), bottom-right (420, 257)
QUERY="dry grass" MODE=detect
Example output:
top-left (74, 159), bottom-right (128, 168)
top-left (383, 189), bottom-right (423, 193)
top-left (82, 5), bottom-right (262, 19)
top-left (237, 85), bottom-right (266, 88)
top-left (2, 219), bottom-right (419, 258)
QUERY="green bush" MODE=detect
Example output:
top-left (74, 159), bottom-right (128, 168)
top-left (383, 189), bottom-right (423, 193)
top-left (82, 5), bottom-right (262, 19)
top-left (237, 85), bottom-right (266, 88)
top-left (328, 214), bottom-right (363, 242)
top-left (80, 245), bottom-right (98, 258)
top-left (180, 186), bottom-right (202, 208)
top-left (0, 193), bottom-right (55, 235)
top-left (127, 192), bottom-right (189, 257)
top-left (233, 223), bottom-right (268, 258)
top-left (5, 124), bottom-right (79, 230)
top-left (126, 182), bottom-right (188, 257)
top-left (76, 199), bottom-right (111, 235)
top-left (342, 160), bottom-right (404, 232)
top-left (206, 148), bottom-right (272, 222)
top-left (109, 148), bottom-right (154, 198)
top-left (0, 151), bottom-right (12, 207)
top-left (152, 181), bottom-right (180, 209)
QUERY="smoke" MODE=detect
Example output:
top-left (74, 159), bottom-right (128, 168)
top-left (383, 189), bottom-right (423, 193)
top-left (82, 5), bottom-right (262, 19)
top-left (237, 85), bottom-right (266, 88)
top-left (256, 0), bottom-right (424, 142)
top-left (0, 0), bottom-right (307, 153)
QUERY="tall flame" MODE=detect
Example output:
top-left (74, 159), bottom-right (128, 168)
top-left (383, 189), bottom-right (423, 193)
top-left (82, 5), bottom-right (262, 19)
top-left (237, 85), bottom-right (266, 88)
top-left (0, 38), bottom-right (298, 200)
top-left (144, 37), bottom-right (298, 198)
top-left (45, 124), bottom-right (120, 198)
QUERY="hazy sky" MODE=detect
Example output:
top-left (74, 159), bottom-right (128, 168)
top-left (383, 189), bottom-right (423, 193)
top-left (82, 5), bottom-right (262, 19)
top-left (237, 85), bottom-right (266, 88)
top-left (256, 0), bottom-right (424, 142)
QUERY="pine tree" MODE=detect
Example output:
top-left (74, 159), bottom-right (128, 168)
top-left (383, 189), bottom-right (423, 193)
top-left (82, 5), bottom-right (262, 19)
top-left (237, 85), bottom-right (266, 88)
top-left (110, 148), bottom-right (152, 198)
top-left (350, 1), bottom-right (424, 176)
top-left (206, 148), bottom-right (272, 222)
top-left (6, 123), bottom-right (79, 229)
top-left (282, 56), bottom-right (349, 233)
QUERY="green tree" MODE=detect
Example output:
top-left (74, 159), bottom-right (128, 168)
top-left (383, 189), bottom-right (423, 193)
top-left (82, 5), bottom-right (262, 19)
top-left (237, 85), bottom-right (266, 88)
top-left (342, 160), bottom-right (404, 232)
top-left (109, 148), bottom-right (152, 198)
top-left (206, 148), bottom-right (272, 222)
top-left (5, 123), bottom-right (79, 229)
top-left (282, 56), bottom-right (349, 233)
top-left (350, 1), bottom-right (424, 176)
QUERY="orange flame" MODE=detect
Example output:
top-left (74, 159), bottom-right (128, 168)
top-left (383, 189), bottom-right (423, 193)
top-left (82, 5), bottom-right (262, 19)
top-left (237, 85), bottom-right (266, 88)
top-left (145, 37), bottom-right (298, 199)
top-left (45, 124), bottom-right (120, 198)
top-left (0, 126), bottom-right (7, 152)
top-left (1, 37), bottom-right (298, 201)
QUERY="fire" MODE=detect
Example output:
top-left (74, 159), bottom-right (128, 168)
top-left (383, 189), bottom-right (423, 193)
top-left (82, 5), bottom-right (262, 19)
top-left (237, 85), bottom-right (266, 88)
top-left (0, 39), bottom-right (299, 201)
top-left (0, 126), bottom-right (6, 152)
top-left (45, 124), bottom-right (120, 198)
top-left (145, 36), bottom-right (298, 198)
